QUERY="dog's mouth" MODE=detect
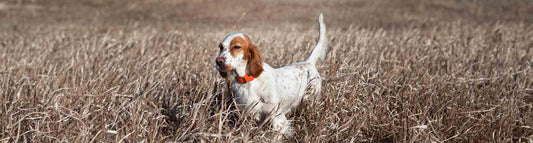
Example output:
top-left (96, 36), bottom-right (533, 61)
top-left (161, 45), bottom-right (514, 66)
top-left (216, 65), bottom-right (234, 78)
top-left (216, 65), bottom-right (234, 72)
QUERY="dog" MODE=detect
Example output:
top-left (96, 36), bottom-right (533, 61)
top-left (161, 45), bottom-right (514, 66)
top-left (215, 13), bottom-right (327, 134)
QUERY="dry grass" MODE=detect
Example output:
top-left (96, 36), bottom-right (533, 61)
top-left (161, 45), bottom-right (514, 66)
top-left (1, 0), bottom-right (533, 142)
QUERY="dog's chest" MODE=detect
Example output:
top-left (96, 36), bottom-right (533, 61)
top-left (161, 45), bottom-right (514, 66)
top-left (232, 81), bottom-right (266, 106)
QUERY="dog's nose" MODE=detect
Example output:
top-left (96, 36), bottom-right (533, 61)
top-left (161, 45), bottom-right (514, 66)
top-left (216, 57), bottom-right (225, 66)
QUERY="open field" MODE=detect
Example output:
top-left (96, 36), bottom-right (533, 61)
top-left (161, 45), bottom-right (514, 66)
top-left (1, 0), bottom-right (533, 142)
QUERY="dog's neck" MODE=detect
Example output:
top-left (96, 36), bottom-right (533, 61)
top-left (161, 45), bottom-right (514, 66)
top-left (234, 63), bottom-right (248, 78)
top-left (232, 63), bottom-right (262, 83)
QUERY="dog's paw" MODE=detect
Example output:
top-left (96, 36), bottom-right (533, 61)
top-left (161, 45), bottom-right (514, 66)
top-left (276, 124), bottom-right (294, 136)
top-left (272, 118), bottom-right (293, 136)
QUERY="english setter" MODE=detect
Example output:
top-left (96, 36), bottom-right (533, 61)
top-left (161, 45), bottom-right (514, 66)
top-left (215, 14), bottom-right (327, 134)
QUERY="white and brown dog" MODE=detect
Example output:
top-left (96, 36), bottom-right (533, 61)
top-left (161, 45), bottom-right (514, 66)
top-left (215, 14), bottom-right (327, 134)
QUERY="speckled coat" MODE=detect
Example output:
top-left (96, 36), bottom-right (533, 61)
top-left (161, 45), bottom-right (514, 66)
top-left (216, 14), bottom-right (327, 134)
top-left (232, 61), bottom-right (323, 131)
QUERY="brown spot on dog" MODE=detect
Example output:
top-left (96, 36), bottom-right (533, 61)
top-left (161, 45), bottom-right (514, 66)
top-left (229, 37), bottom-right (247, 57)
top-left (246, 43), bottom-right (263, 77)
top-left (229, 35), bottom-right (264, 77)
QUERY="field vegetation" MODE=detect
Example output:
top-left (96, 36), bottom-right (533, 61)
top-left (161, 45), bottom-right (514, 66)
top-left (1, 0), bottom-right (532, 142)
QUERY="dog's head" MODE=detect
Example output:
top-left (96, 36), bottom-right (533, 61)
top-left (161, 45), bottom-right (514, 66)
top-left (215, 33), bottom-right (263, 78)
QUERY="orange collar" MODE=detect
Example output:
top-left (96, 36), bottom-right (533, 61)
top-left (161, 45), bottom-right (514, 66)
top-left (235, 74), bottom-right (255, 83)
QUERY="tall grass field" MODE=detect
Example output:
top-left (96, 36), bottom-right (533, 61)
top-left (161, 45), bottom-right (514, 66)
top-left (1, 0), bottom-right (532, 142)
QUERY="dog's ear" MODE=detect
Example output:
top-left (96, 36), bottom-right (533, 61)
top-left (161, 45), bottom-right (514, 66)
top-left (246, 43), bottom-right (264, 77)
top-left (218, 71), bottom-right (228, 78)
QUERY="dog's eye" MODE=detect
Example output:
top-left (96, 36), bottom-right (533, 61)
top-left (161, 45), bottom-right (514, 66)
top-left (233, 46), bottom-right (241, 49)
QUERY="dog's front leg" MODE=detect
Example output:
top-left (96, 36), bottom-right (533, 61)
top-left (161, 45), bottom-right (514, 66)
top-left (271, 113), bottom-right (291, 135)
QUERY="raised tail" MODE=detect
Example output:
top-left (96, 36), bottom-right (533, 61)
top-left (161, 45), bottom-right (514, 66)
top-left (306, 13), bottom-right (328, 65)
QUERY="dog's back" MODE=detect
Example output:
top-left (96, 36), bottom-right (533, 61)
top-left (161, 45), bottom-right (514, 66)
top-left (273, 61), bottom-right (321, 113)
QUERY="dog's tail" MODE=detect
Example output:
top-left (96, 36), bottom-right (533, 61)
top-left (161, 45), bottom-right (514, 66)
top-left (306, 13), bottom-right (328, 65)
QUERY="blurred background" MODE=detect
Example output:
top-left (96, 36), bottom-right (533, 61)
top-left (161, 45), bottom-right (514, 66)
top-left (1, 0), bottom-right (533, 30)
